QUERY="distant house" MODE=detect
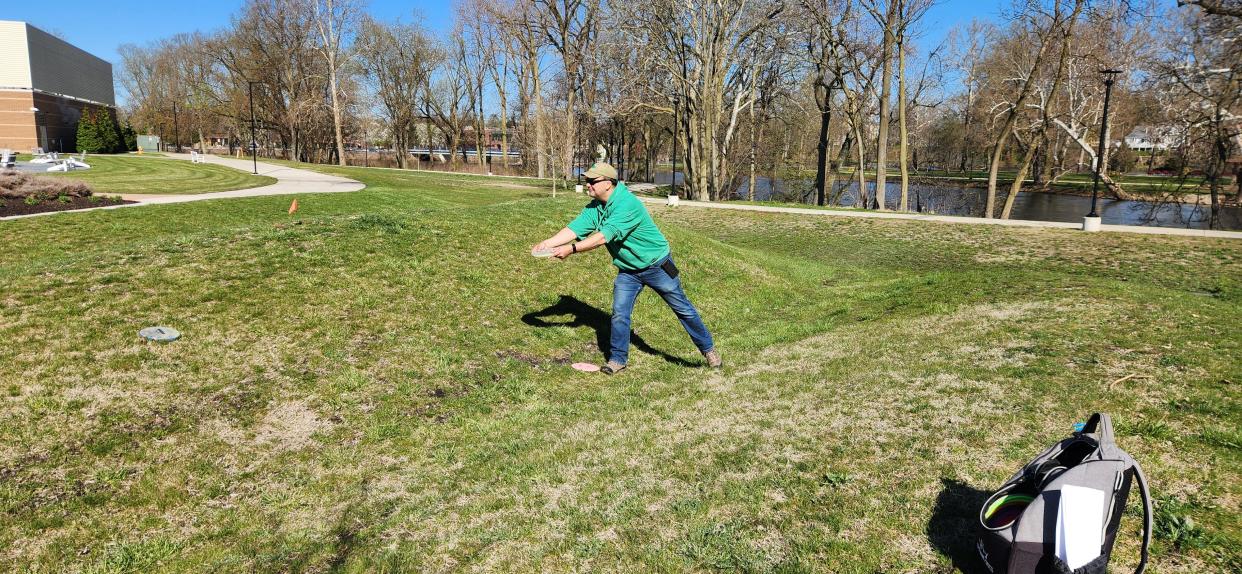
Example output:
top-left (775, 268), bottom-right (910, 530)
top-left (0, 21), bottom-right (116, 153)
top-left (1122, 126), bottom-right (1179, 152)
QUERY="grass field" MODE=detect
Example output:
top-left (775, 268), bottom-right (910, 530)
top-left (36, 154), bottom-right (276, 195)
top-left (1, 164), bottom-right (1238, 572)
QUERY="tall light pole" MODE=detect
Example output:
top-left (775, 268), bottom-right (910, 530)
top-left (248, 81), bottom-right (259, 175)
top-left (1084, 69), bottom-right (1122, 232)
top-left (29, 107), bottom-right (43, 152)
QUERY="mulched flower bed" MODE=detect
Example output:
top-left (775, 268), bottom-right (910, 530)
top-left (0, 169), bottom-right (136, 216)
top-left (0, 195), bottom-right (135, 217)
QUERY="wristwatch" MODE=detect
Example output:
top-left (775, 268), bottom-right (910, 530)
top-left (571, 243), bottom-right (577, 253)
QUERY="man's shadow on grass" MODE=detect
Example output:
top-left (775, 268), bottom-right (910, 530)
top-left (521, 295), bottom-right (696, 367)
top-left (927, 478), bottom-right (993, 574)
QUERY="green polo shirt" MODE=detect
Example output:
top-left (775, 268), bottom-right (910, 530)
top-left (567, 182), bottom-right (670, 271)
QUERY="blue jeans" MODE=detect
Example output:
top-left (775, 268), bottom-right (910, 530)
top-left (610, 255), bottom-right (714, 365)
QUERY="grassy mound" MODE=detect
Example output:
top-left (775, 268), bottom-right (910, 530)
top-left (0, 166), bottom-right (1238, 572)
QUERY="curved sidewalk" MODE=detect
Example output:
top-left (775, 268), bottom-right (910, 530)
top-left (1, 153), bottom-right (363, 220)
top-left (119, 153), bottom-right (364, 203)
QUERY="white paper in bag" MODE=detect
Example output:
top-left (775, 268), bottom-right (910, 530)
top-left (1055, 484), bottom-right (1106, 568)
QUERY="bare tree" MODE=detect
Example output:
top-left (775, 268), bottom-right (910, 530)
top-left (947, 20), bottom-right (992, 174)
top-left (1151, 4), bottom-right (1241, 227)
top-left (982, 0), bottom-right (1084, 218)
top-left (310, 0), bottom-right (363, 166)
top-left (356, 17), bottom-right (438, 169)
top-left (997, 0), bottom-right (1084, 219)
top-left (894, 0), bottom-right (934, 211)
top-left (534, 0), bottom-right (601, 179)
top-left (493, 0), bottom-right (550, 178)
top-left (801, 0), bottom-right (852, 206)
top-left (863, 0), bottom-right (899, 210)
top-left (426, 22), bottom-right (474, 168)
top-left (619, 0), bottom-right (785, 200)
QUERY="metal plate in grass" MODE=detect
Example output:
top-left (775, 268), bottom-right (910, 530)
top-left (139, 326), bottom-right (181, 342)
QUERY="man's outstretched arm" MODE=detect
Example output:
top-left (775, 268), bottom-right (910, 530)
top-left (533, 227), bottom-right (578, 251)
top-left (552, 231), bottom-right (606, 259)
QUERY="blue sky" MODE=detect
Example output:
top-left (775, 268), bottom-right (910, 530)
top-left (7, 0), bottom-right (1001, 103)
top-left (8, 0), bottom-right (999, 63)
top-left (5, 1), bottom-right (450, 65)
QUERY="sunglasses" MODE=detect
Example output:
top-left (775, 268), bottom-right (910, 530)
top-left (586, 178), bottom-right (606, 185)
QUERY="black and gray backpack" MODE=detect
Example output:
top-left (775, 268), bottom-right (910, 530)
top-left (976, 413), bottom-right (1152, 574)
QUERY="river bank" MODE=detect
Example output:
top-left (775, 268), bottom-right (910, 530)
top-left (905, 173), bottom-right (1235, 206)
top-left (646, 172), bottom-right (1242, 230)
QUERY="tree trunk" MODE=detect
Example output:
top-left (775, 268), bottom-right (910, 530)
top-left (1210, 113), bottom-right (1227, 229)
top-left (898, 32), bottom-right (909, 211)
top-left (960, 84), bottom-right (972, 174)
top-left (643, 121), bottom-right (652, 182)
top-left (1001, 134), bottom-right (1041, 219)
top-left (329, 64), bottom-right (346, 166)
top-left (854, 120), bottom-right (867, 208)
top-left (476, 74), bottom-right (486, 173)
top-left (828, 133), bottom-right (852, 205)
top-left (875, 2), bottom-right (898, 211)
top-left (814, 97), bottom-right (831, 206)
top-left (564, 69), bottom-right (578, 180)
top-left (750, 89), bottom-right (759, 202)
top-left (534, 58), bottom-right (546, 179)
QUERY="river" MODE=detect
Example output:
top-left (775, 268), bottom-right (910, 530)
top-left (649, 172), bottom-right (1241, 230)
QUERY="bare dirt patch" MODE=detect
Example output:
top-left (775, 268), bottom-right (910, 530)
top-left (254, 400), bottom-right (330, 451)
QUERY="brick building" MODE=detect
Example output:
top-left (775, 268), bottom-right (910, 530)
top-left (0, 21), bottom-right (115, 153)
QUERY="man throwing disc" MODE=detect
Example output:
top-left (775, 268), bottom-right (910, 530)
top-left (533, 162), bottom-right (721, 375)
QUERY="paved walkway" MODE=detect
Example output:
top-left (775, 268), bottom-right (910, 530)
top-left (1, 153), bottom-right (363, 221)
top-left (626, 183), bottom-right (1242, 239)
top-left (118, 153), bottom-right (363, 203)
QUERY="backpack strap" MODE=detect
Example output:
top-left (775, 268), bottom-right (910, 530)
top-left (1083, 412), bottom-right (1119, 458)
top-left (1132, 462), bottom-right (1153, 574)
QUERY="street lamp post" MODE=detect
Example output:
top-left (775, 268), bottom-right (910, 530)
top-left (1084, 68), bottom-right (1122, 232)
top-left (29, 107), bottom-right (43, 152)
top-left (248, 81), bottom-right (259, 175)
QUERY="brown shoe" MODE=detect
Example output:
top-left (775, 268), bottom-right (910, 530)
top-left (601, 361), bottom-right (627, 375)
top-left (703, 349), bottom-right (722, 369)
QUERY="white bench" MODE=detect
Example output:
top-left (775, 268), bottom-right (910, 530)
top-left (45, 153), bottom-right (89, 172)
top-left (30, 151), bottom-right (58, 164)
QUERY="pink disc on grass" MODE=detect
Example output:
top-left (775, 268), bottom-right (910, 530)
top-left (571, 362), bottom-right (600, 372)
